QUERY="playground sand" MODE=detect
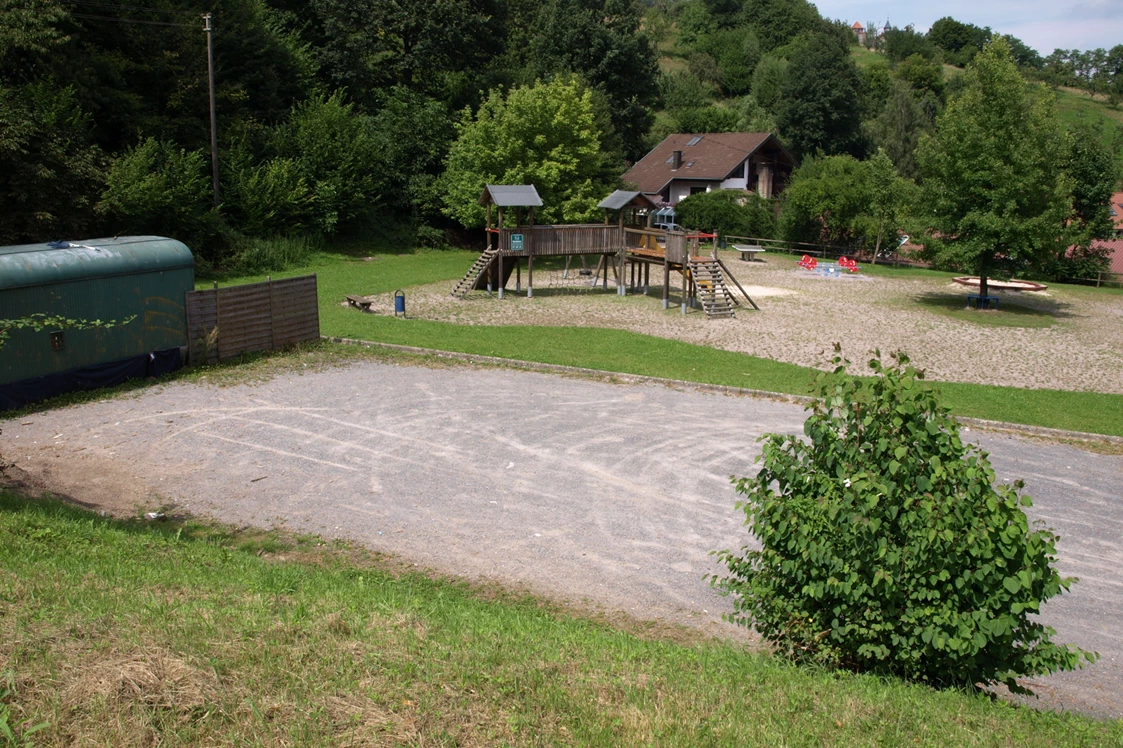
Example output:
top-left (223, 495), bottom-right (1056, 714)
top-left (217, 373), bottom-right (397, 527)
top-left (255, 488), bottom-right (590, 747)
top-left (398, 252), bottom-right (1123, 394)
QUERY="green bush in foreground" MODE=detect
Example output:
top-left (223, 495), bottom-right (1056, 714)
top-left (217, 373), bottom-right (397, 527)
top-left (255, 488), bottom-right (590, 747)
top-left (714, 348), bottom-right (1096, 692)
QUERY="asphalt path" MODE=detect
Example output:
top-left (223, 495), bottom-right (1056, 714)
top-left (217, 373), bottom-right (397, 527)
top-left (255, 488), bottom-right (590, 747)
top-left (4, 362), bottom-right (1120, 717)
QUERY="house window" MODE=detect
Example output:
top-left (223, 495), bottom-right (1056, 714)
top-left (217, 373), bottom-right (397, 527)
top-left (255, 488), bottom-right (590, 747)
top-left (686, 136), bottom-right (702, 146)
top-left (690, 186), bottom-right (706, 196)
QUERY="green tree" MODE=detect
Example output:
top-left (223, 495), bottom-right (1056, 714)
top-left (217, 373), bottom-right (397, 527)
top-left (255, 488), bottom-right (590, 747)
top-left (854, 149), bottom-right (915, 263)
top-left (871, 81), bottom-right (933, 180)
top-left (916, 39), bottom-right (1072, 299)
top-left (1033, 122), bottom-right (1119, 282)
top-left (750, 53), bottom-right (787, 113)
top-left (441, 78), bottom-right (607, 228)
top-left (371, 87), bottom-right (456, 221)
top-left (523, 0), bottom-right (660, 159)
top-left (0, 0), bottom-right (70, 81)
top-left (1064, 122), bottom-right (1118, 243)
top-left (926, 16), bottom-right (989, 67)
top-left (778, 155), bottom-right (870, 246)
top-left (309, 0), bottom-right (498, 107)
top-left (714, 349), bottom-right (1095, 690)
top-left (883, 25), bottom-right (938, 63)
top-left (98, 137), bottom-right (221, 251)
top-left (675, 189), bottom-right (776, 238)
top-left (0, 83), bottom-right (103, 244)
top-left (777, 32), bottom-right (864, 159)
top-left (742, 0), bottom-right (821, 53)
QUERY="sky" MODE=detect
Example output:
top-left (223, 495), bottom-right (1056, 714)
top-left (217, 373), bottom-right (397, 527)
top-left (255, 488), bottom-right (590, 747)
top-left (812, 0), bottom-right (1123, 54)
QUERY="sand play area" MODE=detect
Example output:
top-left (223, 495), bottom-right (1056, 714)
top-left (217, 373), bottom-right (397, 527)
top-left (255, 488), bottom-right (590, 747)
top-left (382, 251), bottom-right (1123, 394)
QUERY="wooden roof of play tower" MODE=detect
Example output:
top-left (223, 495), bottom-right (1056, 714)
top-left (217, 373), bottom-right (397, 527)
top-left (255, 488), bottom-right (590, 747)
top-left (479, 184), bottom-right (543, 207)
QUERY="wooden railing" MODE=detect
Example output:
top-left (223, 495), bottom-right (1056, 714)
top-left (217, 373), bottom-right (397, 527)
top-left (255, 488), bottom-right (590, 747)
top-left (498, 224), bottom-right (624, 256)
top-left (1076, 270), bottom-right (1123, 288)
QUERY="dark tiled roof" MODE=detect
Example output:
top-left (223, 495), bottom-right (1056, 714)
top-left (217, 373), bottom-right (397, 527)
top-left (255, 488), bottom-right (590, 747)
top-left (621, 133), bottom-right (785, 194)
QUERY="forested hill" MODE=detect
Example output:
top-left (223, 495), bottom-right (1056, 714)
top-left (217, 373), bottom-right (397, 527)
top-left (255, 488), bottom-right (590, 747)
top-left (1, 0), bottom-right (1120, 276)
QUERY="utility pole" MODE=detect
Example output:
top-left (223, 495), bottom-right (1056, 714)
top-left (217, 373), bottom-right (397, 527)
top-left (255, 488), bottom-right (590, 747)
top-left (203, 12), bottom-right (220, 205)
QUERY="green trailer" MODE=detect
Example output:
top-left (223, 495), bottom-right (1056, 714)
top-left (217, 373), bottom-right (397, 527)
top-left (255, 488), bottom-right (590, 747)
top-left (0, 236), bottom-right (194, 410)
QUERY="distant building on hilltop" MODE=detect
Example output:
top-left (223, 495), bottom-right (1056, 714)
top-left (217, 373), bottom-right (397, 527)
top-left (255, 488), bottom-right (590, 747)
top-left (852, 21), bottom-right (866, 46)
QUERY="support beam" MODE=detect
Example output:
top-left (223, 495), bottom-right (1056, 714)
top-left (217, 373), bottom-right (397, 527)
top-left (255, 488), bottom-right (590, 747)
top-left (655, 259), bottom-right (664, 307)
top-left (716, 257), bottom-right (759, 310)
top-left (528, 254), bottom-right (534, 298)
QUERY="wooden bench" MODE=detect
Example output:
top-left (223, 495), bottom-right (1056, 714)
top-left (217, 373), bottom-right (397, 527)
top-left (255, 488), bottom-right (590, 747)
top-left (346, 294), bottom-right (374, 312)
top-left (730, 244), bottom-right (766, 261)
top-left (966, 294), bottom-right (999, 310)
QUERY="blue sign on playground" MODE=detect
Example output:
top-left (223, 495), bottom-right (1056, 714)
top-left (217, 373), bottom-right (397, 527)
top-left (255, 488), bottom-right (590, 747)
top-left (510, 233), bottom-right (524, 251)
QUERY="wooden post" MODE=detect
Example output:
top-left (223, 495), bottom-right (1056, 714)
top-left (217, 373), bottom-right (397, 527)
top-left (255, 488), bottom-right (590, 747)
top-left (497, 214), bottom-right (504, 301)
top-left (603, 254), bottom-right (609, 290)
top-left (516, 259), bottom-right (521, 293)
top-left (655, 258), bottom-right (664, 307)
top-left (528, 254), bottom-right (534, 298)
top-left (681, 260), bottom-right (688, 315)
top-left (527, 207), bottom-right (534, 298)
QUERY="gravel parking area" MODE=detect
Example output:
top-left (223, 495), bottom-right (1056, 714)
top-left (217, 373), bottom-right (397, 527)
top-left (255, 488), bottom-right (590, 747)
top-left (5, 361), bottom-right (1121, 717)
top-left (393, 252), bottom-right (1123, 394)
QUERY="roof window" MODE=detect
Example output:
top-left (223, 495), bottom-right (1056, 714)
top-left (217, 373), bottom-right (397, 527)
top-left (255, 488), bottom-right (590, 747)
top-left (685, 136), bottom-right (702, 146)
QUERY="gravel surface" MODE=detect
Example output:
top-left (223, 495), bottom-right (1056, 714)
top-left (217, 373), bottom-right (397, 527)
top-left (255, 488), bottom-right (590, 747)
top-left (387, 252), bottom-right (1123, 394)
top-left (4, 361), bottom-right (1121, 718)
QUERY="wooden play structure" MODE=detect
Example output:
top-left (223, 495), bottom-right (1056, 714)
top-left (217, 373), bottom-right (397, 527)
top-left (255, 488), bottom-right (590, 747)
top-left (451, 185), bottom-right (758, 318)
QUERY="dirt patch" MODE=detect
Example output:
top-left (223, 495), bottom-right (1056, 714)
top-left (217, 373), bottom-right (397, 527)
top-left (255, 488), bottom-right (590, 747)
top-left (389, 251), bottom-right (1123, 394)
top-left (62, 650), bottom-right (218, 714)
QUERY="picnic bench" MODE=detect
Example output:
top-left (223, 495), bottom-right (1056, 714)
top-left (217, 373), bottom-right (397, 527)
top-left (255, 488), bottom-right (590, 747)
top-left (346, 294), bottom-right (374, 312)
top-left (730, 244), bottom-right (766, 261)
top-left (966, 294), bottom-right (999, 310)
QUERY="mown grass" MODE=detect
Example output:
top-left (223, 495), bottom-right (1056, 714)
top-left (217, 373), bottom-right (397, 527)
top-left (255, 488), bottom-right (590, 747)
top-left (0, 489), bottom-right (1118, 746)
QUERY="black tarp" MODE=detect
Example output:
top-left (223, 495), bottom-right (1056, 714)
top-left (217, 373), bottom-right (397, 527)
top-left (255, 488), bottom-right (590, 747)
top-left (0, 347), bottom-right (183, 412)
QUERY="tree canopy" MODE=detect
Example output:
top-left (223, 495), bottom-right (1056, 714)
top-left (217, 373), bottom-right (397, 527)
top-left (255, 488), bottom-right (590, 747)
top-left (441, 78), bottom-right (608, 228)
top-left (777, 32), bottom-right (864, 160)
top-left (917, 39), bottom-right (1073, 296)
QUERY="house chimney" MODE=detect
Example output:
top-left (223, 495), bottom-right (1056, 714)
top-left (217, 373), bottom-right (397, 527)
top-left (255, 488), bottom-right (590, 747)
top-left (672, 150), bottom-right (682, 169)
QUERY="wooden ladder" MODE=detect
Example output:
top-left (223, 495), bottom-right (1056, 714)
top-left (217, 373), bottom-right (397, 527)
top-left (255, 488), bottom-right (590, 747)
top-left (451, 247), bottom-right (499, 298)
top-left (687, 259), bottom-right (737, 318)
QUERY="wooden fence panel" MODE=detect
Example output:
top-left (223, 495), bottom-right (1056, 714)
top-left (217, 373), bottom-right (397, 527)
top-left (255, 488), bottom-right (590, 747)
top-left (186, 275), bottom-right (319, 364)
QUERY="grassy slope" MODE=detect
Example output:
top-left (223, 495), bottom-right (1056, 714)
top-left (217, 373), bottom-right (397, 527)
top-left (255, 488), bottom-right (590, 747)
top-left (850, 45), bottom-right (1123, 147)
top-left (1, 491), bottom-right (1118, 746)
top-left (203, 250), bottom-right (1123, 438)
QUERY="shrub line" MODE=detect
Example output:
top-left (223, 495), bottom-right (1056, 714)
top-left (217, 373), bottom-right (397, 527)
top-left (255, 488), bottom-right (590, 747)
top-left (326, 336), bottom-right (1123, 446)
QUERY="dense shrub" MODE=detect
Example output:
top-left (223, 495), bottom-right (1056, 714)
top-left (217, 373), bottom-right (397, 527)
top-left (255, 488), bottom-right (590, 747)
top-left (675, 189), bottom-right (775, 238)
top-left (713, 349), bottom-right (1095, 692)
top-left (225, 155), bottom-right (318, 238)
top-left (1, 83), bottom-right (104, 244)
top-left (98, 137), bottom-right (226, 259)
top-left (230, 235), bottom-right (317, 274)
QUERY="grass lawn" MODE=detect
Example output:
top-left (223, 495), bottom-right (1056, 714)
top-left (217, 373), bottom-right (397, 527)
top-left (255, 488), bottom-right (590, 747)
top-left (195, 248), bottom-right (1123, 439)
top-left (1, 490), bottom-right (1118, 746)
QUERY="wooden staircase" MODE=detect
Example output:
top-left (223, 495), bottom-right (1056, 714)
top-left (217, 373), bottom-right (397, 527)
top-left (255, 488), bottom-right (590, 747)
top-left (687, 258), bottom-right (737, 318)
top-left (451, 248), bottom-right (500, 298)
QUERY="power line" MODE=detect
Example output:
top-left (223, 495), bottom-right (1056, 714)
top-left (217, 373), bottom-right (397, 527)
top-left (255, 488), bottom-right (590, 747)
top-left (65, 0), bottom-right (198, 15)
top-left (69, 12), bottom-right (195, 26)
